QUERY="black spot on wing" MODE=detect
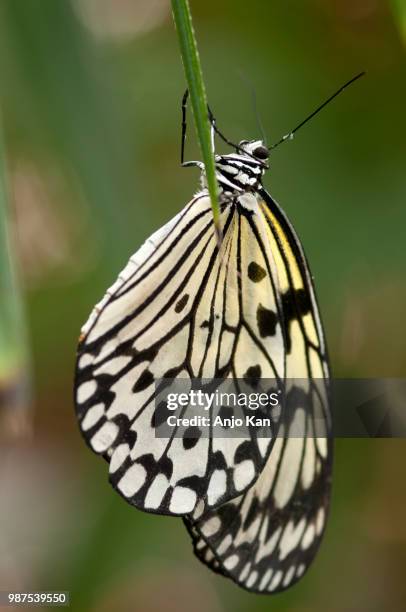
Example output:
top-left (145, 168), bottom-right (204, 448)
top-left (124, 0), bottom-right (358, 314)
top-left (218, 404), bottom-right (234, 421)
top-left (234, 440), bottom-right (255, 464)
top-left (256, 304), bottom-right (278, 338)
top-left (248, 261), bottom-right (266, 282)
top-left (111, 413), bottom-right (137, 447)
top-left (244, 364), bottom-right (262, 387)
top-left (281, 287), bottom-right (312, 352)
top-left (175, 294), bottom-right (189, 313)
top-left (138, 452), bottom-right (173, 480)
top-left (281, 288), bottom-right (311, 323)
top-left (132, 369), bottom-right (154, 392)
top-left (151, 400), bottom-right (169, 428)
top-left (183, 426), bottom-right (202, 450)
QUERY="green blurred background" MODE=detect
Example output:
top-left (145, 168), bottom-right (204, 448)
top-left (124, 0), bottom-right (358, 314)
top-left (1, 1), bottom-right (406, 610)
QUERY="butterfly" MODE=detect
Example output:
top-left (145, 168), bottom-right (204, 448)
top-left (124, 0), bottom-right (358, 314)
top-left (74, 74), bottom-right (363, 593)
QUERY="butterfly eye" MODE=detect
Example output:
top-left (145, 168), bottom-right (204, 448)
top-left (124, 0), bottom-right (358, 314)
top-left (253, 145), bottom-right (269, 160)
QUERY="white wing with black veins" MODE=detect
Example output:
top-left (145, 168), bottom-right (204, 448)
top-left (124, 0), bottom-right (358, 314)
top-left (75, 193), bottom-right (290, 516)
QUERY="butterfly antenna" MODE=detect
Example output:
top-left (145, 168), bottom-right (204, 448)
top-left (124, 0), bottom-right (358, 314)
top-left (236, 69), bottom-right (267, 146)
top-left (181, 89), bottom-right (189, 164)
top-left (251, 86), bottom-right (267, 147)
top-left (182, 92), bottom-right (244, 161)
top-left (207, 106), bottom-right (242, 151)
top-left (207, 106), bottom-right (264, 165)
top-left (269, 71), bottom-right (366, 151)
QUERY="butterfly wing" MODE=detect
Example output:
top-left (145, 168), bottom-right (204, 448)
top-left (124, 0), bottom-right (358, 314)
top-left (184, 188), bottom-right (332, 592)
top-left (74, 192), bottom-right (286, 516)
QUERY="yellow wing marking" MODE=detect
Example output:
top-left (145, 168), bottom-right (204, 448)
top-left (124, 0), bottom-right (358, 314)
top-left (259, 199), bottom-right (319, 348)
top-left (259, 199), bottom-right (303, 291)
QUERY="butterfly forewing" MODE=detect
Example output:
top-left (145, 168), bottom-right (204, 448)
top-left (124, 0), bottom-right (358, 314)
top-left (75, 193), bottom-right (285, 516)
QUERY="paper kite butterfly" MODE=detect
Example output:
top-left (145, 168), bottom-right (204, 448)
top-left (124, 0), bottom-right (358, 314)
top-left (74, 74), bottom-right (364, 593)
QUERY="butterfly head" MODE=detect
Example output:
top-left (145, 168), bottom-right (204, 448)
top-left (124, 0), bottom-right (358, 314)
top-left (238, 140), bottom-right (269, 167)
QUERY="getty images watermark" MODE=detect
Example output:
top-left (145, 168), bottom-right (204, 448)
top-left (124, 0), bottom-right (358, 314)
top-left (165, 388), bottom-right (281, 429)
top-left (154, 379), bottom-right (290, 438)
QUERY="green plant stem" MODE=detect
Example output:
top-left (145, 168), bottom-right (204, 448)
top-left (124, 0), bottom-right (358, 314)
top-left (171, 0), bottom-right (220, 232)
